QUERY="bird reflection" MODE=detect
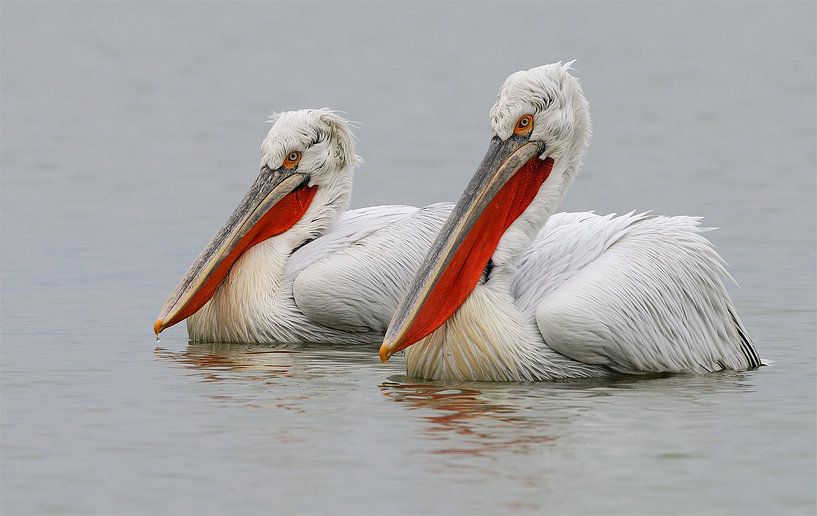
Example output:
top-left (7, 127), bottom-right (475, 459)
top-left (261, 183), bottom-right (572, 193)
top-left (379, 379), bottom-right (555, 456)
top-left (154, 342), bottom-right (299, 383)
top-left (153, 340), bottom-right (381, 386)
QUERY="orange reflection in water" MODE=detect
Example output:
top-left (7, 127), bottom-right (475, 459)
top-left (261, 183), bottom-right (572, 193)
top-left (380, 380), bottom-right (554, 456)
top-left (154, 343), bottom-right (298, 383)
top-left (154, 343), bottom-right (312, 411)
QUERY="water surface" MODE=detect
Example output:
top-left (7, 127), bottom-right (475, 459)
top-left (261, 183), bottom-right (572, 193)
top-left (2, 2), bottom-right (815, 514)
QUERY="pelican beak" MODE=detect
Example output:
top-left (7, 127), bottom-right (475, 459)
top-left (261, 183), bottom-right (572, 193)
top-left (379, 135), bottom-right (551, 362)
top-left (154, 167), bottom-right (317, 335)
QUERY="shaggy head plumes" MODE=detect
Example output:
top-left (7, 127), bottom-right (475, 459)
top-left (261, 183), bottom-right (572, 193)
top-left (488, 62), bottom-right (593, 267)
top-left (489, 61), bottom-right (591, 165)
top-left (262, 108), bottom-right (360, 187)
top-left (186, 109), bottom-right (362, 344)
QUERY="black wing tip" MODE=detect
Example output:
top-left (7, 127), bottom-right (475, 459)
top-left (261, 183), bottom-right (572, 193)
top-left (728, 308), bottom-right (761, 369)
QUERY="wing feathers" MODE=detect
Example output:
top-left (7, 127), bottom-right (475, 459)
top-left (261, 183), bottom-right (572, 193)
top-left (527, 213), bottom-right (760, 373)
top-left (292, 203), bottom-right (453, 333)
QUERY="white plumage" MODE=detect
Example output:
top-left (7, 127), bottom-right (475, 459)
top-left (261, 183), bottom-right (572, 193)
top-left (188, 202), bottom-right (453, 343)
top-left (383, 63), bottom-right (761, 381)
top-left (177, 109), bottom-right (453, 344)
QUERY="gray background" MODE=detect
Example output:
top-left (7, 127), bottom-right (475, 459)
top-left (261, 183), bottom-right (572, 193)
top-left (2, 2), bottom-right (815, 514)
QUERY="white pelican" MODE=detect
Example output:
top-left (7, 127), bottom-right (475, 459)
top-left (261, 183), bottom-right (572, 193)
top-left (379, 63), bottom-right (762, 381)
top-left (154, 108), bottom-right (451, 344)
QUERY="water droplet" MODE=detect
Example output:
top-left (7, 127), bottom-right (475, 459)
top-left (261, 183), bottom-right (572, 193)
top-left (155, 335), bottom-right (161, 343)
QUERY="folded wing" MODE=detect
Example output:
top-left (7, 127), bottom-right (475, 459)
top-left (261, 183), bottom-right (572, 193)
top-left (290, 203), bottom-right (453, 334)
top-left (516, 212), bottom-right (760, 373)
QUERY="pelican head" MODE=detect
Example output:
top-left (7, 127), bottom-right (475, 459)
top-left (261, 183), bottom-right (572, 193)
top-left (380, 62), bottom-right (591, 362)
top-left (154, 108), bottom-right (359, 336)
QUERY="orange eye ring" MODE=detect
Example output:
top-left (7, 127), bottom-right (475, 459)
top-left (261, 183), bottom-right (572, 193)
top-left (283, 151), bottom-right (301, 169)
top-left (514, 115), bottom-right (534, 136)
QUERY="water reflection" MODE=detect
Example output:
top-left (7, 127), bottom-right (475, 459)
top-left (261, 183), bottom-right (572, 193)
top-left (155, 341), bottom-right (384, 381)
top-left (377, 370), bottom-right (763, 458)
top-left (380, 378), bottom-right (556, 456)
top-left (156, 341), bottom-right (767, 461)
top-left (154, 342), bottom-right (299, 382)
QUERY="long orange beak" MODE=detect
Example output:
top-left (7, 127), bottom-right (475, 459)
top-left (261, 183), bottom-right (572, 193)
top-left (154, 167), bottom-right (317, 335)
top-left (379, 135), bottom-right (551, 362)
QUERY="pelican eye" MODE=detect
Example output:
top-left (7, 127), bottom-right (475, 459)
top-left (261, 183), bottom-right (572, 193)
top-left (283, 151), bottom-right (302, 169)
top-left (514, 114), bottom-right (534, 136)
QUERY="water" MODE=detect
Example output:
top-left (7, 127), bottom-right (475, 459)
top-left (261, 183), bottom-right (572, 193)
top-left (2, 2), bottom-right (815, 514)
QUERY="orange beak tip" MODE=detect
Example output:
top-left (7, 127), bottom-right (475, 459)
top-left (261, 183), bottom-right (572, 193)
top-left (379, 342), bottom-right (392, 363)
top-left (153, 318), bottom-right (164, 337)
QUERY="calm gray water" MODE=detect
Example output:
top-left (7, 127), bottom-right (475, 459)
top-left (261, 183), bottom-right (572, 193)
top-left (2, 2), bottom-right (815, 514)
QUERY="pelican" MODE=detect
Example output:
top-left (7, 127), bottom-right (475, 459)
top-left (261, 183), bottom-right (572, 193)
top-left (379, 63), bottom-right (762, 381)
top-left (154, 108), bottom-right (451, 344)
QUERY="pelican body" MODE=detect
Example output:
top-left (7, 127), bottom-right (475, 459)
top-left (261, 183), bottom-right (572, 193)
top-left (155, 109), bottom-right (451, 344)
top-left (380, 63), bottom-right (761, 381)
